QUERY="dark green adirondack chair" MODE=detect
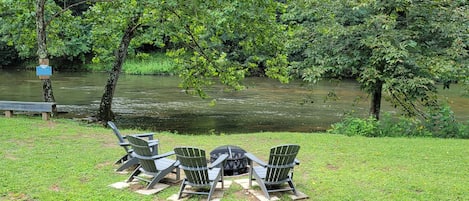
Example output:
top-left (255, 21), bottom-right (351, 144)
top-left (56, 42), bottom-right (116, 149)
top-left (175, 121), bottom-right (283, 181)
top-left (107, 121), bottom-right (158, 172)
top-left (126, 135), bottom-right (180, 189)
top-left (246, 144), bottom-right (301, 200)
top-left (174, 147), bottom-right (229, 201)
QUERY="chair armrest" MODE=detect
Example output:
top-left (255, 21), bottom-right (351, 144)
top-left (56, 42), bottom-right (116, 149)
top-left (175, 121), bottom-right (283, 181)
top-left (131, 132), bottom-right (155, 140)
top-left (148, 140), bottom-right (159, 146)
top-left (148, 140), bottom-right (159, 154)
top-left (131, 151), bottom-right (175, 161)
top-left (125, 132), bottom-right (155, 140)
top-left (119, 142), bottom-right (130, 147)
top-left (245, 153), bottom-right (267, 167)
top-left (150, 151), bottom-right (175, 160)
top-left (120, 140), bottom-right (158, 147)
top-left (209, 153), bottom-right (229, 169)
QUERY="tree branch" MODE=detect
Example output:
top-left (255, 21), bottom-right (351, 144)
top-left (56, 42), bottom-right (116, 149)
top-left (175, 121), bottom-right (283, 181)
top-left (168, 8), bottom-right (214, 66)
top-left (45, 0), bottom-right (113, 27)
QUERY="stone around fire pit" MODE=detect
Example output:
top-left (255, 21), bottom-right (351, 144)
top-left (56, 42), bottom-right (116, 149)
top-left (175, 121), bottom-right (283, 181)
top-left (210, 145), bottom-right (248, 176)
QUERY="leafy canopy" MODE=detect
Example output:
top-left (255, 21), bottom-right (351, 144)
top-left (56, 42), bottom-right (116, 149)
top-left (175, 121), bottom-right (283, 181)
top-left (0, 0), bottom-right (90, 60)
top-left (85, 0), bottom-right (290, 96)
top-left (285, 0), bottom-right (468, 117)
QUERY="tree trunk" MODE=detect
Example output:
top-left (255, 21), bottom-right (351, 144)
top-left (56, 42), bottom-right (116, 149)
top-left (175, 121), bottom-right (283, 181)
top-left (36, 0), bottom-right (56, 103)
top-left (369, 80), bottom-right (383, 120)
top-left (97, 15), bottom-right (141, 122)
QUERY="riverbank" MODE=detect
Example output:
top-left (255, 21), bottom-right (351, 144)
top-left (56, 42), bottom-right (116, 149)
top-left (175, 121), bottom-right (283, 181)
top-left (1, 117), bottom-right (468, 200)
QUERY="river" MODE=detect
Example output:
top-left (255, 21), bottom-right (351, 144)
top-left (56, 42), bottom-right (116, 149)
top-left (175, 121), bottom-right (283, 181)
top-left (0, 70), bottom-right (467, 134)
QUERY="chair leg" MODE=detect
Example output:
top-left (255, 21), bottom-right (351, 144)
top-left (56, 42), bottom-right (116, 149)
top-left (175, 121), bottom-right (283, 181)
top-left (146, 166), bottom-right (175, 189)
top-left (288, 179), bottom-right (297, 195)
top-left (114, 154), bottom-right (128, 164)
top-left (248, 160), bottom-right (253, 187)
top-left (178, 179), bottom-right (187, 199)
top-left (175, 167), bottom-right (180, 180)
top-left (220, 173), bottom-right (224, 189)
top-left (127, 165), bottom-right (141, 182)
top-left (146, 178), bottom-right (159, 189)
top-left (207, 181), bottom-right (218, 201)
top-left (253, 172), bottom-right (270, 200)
top-left (116, 157), bottom-right (138, 171)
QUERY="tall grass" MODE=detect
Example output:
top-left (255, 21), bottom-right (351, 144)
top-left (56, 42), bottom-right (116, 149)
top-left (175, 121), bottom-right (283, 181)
top-left (1, 117), bottom-right (468, 200)
top-left (87, 53), bottom-right (176, 75)
top-left (329, 109), bottom-right (469, 138)
top-left (122, 53), bottom-right (176, 75)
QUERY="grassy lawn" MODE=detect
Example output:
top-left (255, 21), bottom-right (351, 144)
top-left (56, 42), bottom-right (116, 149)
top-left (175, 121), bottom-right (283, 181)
top-left (1, 117), bottom-right (468, 200)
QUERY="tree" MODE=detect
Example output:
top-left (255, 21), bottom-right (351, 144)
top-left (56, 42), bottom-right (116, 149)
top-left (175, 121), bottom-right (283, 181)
top-left (88, 0), bottom-right (290, 122)
top-left (1, 0), bottom-right (94, 102)
top-left (162, 0), bottom-right (290, 97)
top-left (0, 1), bottom-right (91, 66)
top-left (0, 41), bottom-right (18, 68)
top-left (89, 0), bottom-right (144, 121)
top-left (285, 0), bottom-right (468, 119)
top-left (36, 0), bottom-right (55, 102)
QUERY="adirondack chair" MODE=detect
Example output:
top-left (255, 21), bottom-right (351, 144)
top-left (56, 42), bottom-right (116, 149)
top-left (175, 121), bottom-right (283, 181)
top-left (245, 144), bottom-right (301, 200)
top-left (126, 135), bottom-right (180, 189)
top-left (107, 121), bottom-right (159, 171)
top-left (174, 147), bottom-right (229, 201)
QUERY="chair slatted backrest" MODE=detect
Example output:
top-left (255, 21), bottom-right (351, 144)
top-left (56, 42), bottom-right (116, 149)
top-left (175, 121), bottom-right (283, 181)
top-left (174, 147), bottom-right (210, 186)
top-left (127, 136), bottom-right (157, 172)
top-left (265, 144), bottom-right (300, 183)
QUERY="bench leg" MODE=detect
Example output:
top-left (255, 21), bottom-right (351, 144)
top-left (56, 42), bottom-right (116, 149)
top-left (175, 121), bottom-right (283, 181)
top-left (42, 112), bottom-right (50, 121)
top-left (4, 110), bottom-right (13, 118)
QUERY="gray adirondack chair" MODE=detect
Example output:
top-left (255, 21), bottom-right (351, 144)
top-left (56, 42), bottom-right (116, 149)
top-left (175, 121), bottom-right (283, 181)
top-left (174, 147), bottom-right (229, 201)
top-left (245, 144), bottom-right (301, 200)
top-left (126, 135), bottom-right (180, 189)
top-left (107, 121), bottom-right (159, 171)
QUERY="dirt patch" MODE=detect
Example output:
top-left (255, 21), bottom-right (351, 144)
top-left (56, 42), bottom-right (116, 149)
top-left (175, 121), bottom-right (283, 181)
top-left (128, 183), bottom-right (145, 191)
top-left (326, 163), bottom-right (339, 171)
top-left (36, 120), bottom-right (57, 128)
top-left (95, 161), bottom-right (113, 169)
top-left (232, 189), bottom-right (258, 201)
top-left (50, 184), bottom-right (60, 192)
top-left (2, 192), bottom-right (33, 201)
top-left (4, 153), bottom-right (18, 160)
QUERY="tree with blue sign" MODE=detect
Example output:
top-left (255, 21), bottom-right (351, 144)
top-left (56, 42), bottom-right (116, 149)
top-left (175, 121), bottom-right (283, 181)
top-left (36, 0), bottom-right (55, 103)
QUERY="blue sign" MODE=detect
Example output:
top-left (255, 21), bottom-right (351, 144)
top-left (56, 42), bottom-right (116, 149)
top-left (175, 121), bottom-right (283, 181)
top-left (36, 65), bottom-right (52, 76)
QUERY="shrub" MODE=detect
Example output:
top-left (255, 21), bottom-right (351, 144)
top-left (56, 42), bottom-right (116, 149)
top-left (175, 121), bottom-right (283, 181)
top-left (328, 116), bottom-right (379, 137)
top-left (329, 107), bottom-right (468, 139)
top-left (378, 113), bottom-right (431, 137)
top-left (424, 105), bottom-right (469, 138)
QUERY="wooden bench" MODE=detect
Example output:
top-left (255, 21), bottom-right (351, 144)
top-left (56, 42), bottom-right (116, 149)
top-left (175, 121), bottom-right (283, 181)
top-left (0, 101), bottom-right (56, 120)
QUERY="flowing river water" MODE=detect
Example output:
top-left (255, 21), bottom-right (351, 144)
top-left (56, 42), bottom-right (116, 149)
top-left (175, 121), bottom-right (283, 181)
top-left (1, 70), bottom-right (468, 134)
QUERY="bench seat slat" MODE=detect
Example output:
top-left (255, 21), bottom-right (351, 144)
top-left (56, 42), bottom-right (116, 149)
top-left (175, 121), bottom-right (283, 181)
top-left (0, 101), bottom-right (56, 112)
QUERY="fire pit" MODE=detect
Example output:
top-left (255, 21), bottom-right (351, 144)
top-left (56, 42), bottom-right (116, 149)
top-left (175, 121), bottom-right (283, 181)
top-left (210, 145), bottom-right (248, 176)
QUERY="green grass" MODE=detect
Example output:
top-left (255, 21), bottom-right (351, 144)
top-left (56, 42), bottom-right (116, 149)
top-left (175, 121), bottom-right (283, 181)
top-left (122, 53), bottom-right (176, 75)
top-left (87, 53), bottom-right (176, 75)
top-left (1, 117), bottom-right (468, 200)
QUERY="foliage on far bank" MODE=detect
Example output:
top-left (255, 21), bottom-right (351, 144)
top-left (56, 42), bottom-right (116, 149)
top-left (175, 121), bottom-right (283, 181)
top-left (328, 105), bottom-right (469, 139)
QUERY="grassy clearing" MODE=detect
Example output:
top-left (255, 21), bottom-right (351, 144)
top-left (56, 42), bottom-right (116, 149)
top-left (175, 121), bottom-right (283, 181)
top-left (1, 117), bottom-right (468, 200)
